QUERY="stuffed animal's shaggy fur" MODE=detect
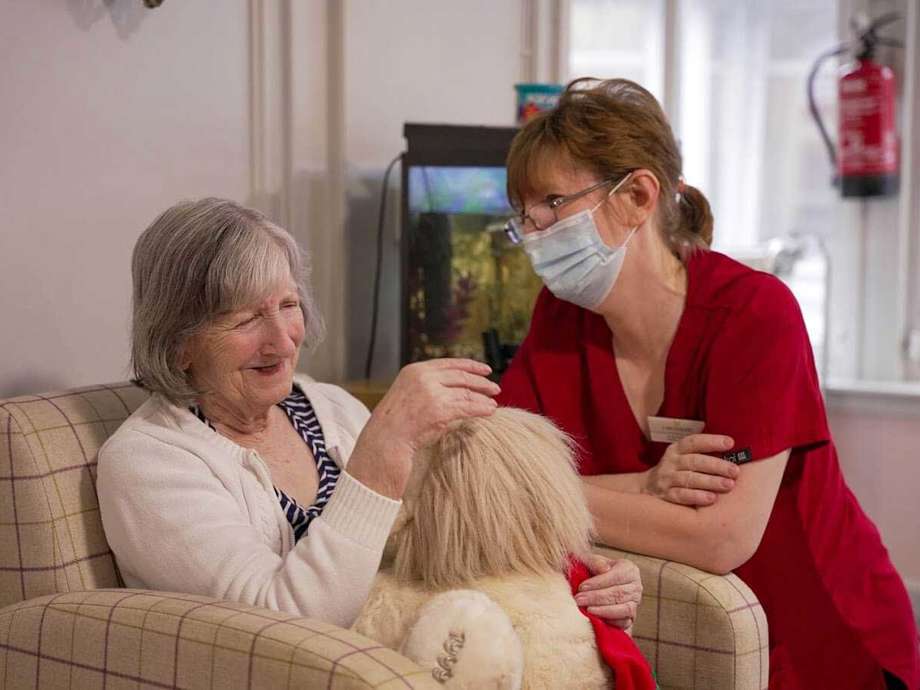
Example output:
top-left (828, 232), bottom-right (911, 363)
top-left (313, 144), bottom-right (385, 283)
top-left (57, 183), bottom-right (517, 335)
top-left (352, 408), bottom-right (611, 689)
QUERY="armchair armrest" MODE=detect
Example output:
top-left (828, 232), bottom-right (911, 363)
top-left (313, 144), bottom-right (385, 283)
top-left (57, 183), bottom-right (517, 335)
top-left (0, 589), bottom-right (438, 690)
top-left (593, 546), bottom-right (769, 690)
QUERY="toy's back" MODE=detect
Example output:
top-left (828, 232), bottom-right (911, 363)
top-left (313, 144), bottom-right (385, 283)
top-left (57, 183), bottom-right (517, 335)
top-left (353, 570), bottom-right (611, 690)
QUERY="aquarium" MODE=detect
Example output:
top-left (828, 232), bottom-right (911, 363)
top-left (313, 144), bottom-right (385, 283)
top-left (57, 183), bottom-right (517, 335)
top-left (402, 151), bottom-right (543, 368)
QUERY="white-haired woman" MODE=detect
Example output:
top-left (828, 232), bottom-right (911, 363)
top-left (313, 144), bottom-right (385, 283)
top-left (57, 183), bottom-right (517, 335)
top-left (98, 198), bottom-right (639, 630)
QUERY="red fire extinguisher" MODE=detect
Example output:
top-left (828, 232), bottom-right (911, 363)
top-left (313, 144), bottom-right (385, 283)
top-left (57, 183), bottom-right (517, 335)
top-left (808, 13), bottom-right (902, 197)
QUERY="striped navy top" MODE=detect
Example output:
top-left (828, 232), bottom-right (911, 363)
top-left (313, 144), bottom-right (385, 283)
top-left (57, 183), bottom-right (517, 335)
top-left (189, 385), bottom-right (340, 542)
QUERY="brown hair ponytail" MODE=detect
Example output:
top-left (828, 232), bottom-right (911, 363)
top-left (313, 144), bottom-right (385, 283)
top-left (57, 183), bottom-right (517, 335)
top-left (676, 183), bottom-right (714, 248)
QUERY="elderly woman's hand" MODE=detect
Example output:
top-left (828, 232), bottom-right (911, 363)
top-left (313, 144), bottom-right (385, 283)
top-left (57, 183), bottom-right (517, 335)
top-left (347, 358), bottom-right (499, 499)
top-left (575, 554), bottom-right (643, 635)
top-left (643, 433), bottom-right (740, 507)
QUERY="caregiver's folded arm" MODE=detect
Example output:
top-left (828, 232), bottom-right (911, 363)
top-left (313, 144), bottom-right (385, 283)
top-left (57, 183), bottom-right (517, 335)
top-left (583, 449), bottom-right (790, 575)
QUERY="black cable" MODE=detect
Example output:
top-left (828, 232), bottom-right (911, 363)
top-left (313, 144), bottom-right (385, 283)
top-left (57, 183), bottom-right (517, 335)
top-left (806, 44), bottom-right (850, 176)
top-left (364, 152), bottom-right (404, 380)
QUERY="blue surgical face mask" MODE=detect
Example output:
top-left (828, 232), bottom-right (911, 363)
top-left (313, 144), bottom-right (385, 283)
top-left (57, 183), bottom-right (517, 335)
top-left (521, 185), bottom-right (637, 310)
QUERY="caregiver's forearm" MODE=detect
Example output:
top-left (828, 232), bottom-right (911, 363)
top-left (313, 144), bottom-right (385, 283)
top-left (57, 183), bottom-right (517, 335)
top-left (583, 482), bottom-right (741, 575)
top-left (584, 451), bottom-right (788, 574)
top-left (582, 472), bottom-right (646, 495)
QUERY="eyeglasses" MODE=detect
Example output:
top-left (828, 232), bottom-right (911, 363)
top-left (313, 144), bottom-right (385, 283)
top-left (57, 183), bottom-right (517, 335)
top-left (504, 171), bottom-right (633, 245)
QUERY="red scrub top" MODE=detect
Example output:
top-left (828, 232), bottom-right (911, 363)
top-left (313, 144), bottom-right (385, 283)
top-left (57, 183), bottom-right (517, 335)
top-left (498, 249), bottom-right (920, 690)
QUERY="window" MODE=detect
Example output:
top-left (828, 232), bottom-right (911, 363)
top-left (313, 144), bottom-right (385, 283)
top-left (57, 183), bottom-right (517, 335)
top-left (566, 0), bottom-right (920, 386)
top-left (569, 0), bottom-right (665, 99)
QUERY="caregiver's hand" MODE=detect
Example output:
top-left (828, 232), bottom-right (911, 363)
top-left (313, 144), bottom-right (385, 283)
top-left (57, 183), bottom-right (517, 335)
top-left (576, 555), bottom-right (642, 635)
top-left (347, 359), bottom-right (499, 499)
top-left (643, 433), bottom-right (740, 507)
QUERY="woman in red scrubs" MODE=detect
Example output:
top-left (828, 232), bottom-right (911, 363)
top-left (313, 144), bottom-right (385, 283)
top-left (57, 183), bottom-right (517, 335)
top-left (497, 78), bottom-right (919, 690)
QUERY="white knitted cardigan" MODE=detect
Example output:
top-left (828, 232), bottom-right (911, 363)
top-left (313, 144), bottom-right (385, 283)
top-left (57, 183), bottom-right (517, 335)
top-left (97, 375), bottom-right (400, 628)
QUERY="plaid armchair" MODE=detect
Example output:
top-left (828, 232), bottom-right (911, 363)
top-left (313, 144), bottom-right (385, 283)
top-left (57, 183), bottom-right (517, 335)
top-left (0, 382), bottom-right (768, 689)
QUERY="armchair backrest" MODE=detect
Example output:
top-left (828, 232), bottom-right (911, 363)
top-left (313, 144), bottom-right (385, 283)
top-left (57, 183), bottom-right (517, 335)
top-left (0, 382), bottom-right (149, 608)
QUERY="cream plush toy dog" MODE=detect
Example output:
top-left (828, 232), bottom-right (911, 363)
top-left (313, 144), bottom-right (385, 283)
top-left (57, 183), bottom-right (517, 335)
top-left (352, 408), bottom-right (612, 689)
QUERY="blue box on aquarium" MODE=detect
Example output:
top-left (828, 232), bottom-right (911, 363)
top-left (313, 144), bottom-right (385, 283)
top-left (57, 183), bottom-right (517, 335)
top-left (515, 83), bottom-right (563, 124)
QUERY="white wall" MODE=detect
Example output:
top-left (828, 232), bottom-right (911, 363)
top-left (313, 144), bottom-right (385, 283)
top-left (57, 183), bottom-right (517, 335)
top-left (826, 393), bottom-right (920, 587)
top-left (343, 0), bottom-right (521, 166)
top-left (0, 0), bottom-right (251, 397)
top-left (339, 0), bottom-right (524, 379)
top-left (0, 0), bottom-right (528, 395)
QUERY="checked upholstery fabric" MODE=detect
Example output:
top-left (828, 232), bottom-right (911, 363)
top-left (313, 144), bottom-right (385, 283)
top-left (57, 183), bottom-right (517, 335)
top-left (1, 590), bottom-right (432, 689)
top-left (0, 382), bottom-right (768, 689)
top-left (0, 383), bottom-right (434, 689)
top-left (594, 547), bottom-right (769, 690)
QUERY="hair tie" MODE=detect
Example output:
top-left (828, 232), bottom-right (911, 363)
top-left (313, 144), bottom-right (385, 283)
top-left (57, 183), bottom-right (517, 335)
top-left (675, 175), bottom-right (687, 203)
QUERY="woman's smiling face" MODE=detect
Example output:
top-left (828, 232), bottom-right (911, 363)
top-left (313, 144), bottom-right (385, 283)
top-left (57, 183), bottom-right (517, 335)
top-left (182, 275), bottom-right (305, 416)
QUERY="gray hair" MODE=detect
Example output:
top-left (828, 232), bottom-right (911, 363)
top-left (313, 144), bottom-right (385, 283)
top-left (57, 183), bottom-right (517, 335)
top-left (130, 197), bottom-right (325, 404)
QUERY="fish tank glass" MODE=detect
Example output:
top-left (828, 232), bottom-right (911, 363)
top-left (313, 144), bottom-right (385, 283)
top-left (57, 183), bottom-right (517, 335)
top-left (403, 161), bottom-right (543, 366)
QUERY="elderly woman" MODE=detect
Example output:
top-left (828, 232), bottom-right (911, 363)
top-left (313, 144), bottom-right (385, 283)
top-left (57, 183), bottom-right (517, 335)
top-left (98, 198), bottom-right (640, 631)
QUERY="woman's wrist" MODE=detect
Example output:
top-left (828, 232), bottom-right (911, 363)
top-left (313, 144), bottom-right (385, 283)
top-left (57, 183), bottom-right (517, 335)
top-left (347, 435), bottom-right (413, 500)
top-left (637, 468), bottom-right (653, 496)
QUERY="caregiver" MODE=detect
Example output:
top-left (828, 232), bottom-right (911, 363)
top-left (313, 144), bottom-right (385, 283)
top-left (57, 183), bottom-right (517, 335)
top-left (496, 77), bottom-right (919, 690)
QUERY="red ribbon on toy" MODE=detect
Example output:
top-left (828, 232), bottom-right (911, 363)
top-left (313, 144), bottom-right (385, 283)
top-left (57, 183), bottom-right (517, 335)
top-left (567, 558), bottom-right (656, 690)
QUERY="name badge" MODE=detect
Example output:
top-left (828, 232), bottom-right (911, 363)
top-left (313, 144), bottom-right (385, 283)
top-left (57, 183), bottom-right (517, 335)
top-left (647, 416), bottom-right (705, 443)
